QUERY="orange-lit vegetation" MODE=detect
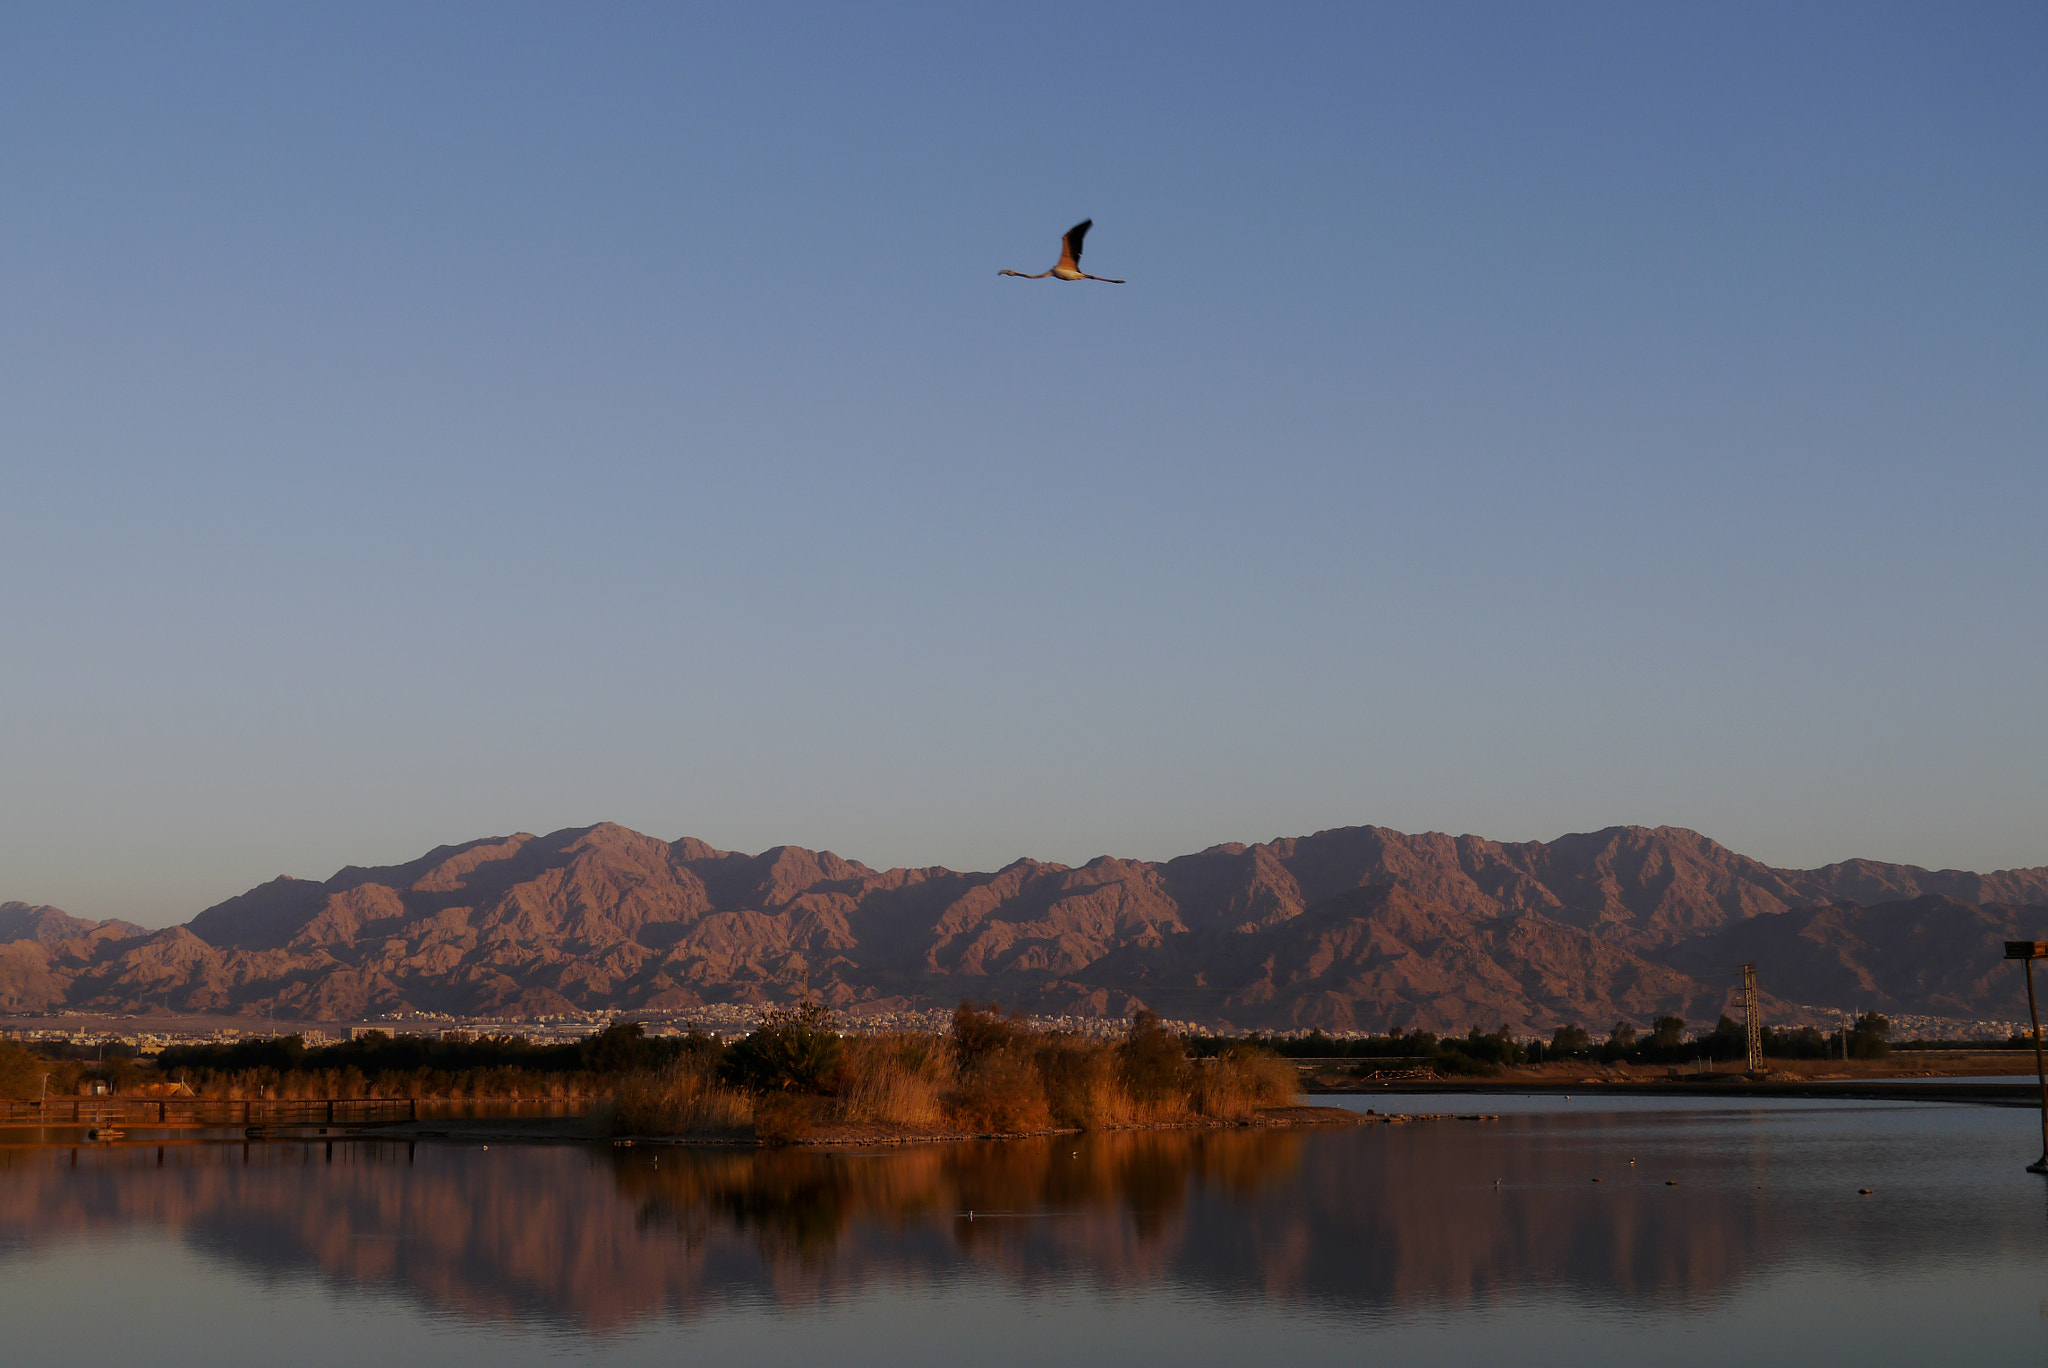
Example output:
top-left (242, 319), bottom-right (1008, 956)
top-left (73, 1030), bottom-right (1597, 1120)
top-left (608, 1004), bottom-right (1299, 1141)
top-left (16, 1028), bottom-right (680, 1105)
top-left (4, 1008), bottom-right (1297, 1143)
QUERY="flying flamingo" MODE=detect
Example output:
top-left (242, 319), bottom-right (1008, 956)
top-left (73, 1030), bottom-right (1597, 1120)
top-left (999, 219), bottom-right (1125, 283)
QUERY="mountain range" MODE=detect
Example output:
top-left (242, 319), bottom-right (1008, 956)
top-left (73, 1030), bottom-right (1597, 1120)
top-left (3, 822), bottom-right (2044, 1032)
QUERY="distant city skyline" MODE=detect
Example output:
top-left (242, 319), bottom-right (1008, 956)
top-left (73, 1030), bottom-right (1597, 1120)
top-left (3, 4), bottom-right (2043, 925)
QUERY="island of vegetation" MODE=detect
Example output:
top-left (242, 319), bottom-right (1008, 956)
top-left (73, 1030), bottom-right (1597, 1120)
top-left (1, 1005), bottom-right (1345, 1144)
top-left (613, 1004), bottom-right (1332, 1142)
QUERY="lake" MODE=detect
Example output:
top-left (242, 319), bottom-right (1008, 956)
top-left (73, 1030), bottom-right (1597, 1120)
top-left (2, 1095), bottom-right (2044, 1366)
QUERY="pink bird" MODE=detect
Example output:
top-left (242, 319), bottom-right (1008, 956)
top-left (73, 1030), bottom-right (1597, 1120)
top-left (999, 219), bottom-right (1126, 283)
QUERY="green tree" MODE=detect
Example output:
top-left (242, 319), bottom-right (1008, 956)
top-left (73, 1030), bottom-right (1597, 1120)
top-left (1849, 1012), bottom-right (1892, 1060)
top-left (1550, 1024), bottom-right (1592, 1055)
top-left (1599, 1020), bottom-right (1638, 1062)
top-left (579, 1021), bottom-right (660, 1074)
top-left (720, 1002), bottom-right (842, 1093)
top-left (1649, 1016), bottom-right (1687, 1051)
top-left (1452, 1025), bottom-right (1525, 1068)
top-left (1706, 1015), bottom-right (1747, 1062)
top-left (1765, 1025), bottom-right (1829, 1059)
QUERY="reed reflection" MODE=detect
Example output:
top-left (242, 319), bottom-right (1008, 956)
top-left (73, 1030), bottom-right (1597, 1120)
top-left (0, 1111), bottom-right (2003, 1333)
top-left (614, 1129), bottom-right (1304, 1271)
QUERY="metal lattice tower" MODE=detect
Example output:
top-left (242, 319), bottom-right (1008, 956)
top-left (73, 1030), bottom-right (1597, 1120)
top-left (1742, 963), bottom-right (1764, 1074)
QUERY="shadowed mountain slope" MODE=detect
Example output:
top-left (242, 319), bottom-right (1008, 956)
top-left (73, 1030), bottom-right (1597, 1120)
top-left (4, 824), bottom-right (2043, 1030)
top-left (0, 902), bottom-right (146, 946)
top-left (1665, 895), bottom-right (2048, 1020)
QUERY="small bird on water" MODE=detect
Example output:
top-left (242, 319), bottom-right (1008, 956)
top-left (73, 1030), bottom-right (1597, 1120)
top-left (1000, 219), bottom-right (1125, 283)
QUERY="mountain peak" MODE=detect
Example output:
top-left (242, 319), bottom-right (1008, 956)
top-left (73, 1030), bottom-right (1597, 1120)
top-left (10, 822), bottom-right (2046, 1028)
top-left (0, 902), bottom-right (145, 947)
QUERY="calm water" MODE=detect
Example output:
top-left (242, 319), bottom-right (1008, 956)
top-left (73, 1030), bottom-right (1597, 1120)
top-left (2, 1096), bottom-right (2044, 1367)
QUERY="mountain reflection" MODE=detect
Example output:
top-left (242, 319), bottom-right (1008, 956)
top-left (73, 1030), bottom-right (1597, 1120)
top-left (0, 1117), bottom-right (1893, 1331)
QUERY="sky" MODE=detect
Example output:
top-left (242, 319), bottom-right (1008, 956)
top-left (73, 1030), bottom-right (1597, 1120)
top-left (2, 3), bottom-right (2044, 926)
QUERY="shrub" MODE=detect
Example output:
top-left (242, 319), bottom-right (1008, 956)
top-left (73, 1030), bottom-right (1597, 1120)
top-left (579, 1021), bottom-right (667, 1074)
top-left (1431, 1049), bottom-right (1498, 1077)
top-left (949, 1043), bottom-right (1053, 1134)
top-left (719, 1003), bottom-right (843, 1094)
top-left (951, 1001), bottom-right (1026, 1066)
top-left (1118, 1010), bottom-right (1190, 1115)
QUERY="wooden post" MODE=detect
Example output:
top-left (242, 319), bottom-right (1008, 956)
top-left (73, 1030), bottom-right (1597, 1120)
top-left (2004, 942), bottom-right (2048, 1174)
top-left (2028, 958), bottom-right (2048, 1174)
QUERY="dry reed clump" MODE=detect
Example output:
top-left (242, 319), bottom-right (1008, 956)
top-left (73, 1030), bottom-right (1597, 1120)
top-left (949, 1042), bottom-right (1055, 1134)
top-left (1117, 1011), bottom-right (1193, 1117)
top-left (1032, 1035), bottom-right (1129, 1129)
top-left (1188, 1046), bottom-right (1296, 1120)
top-left (610, 1061), bottom-right (754, 1137)
top-left (751, 1092), bottom-right (815, 1143)
top-left (822, 1035), bottom-right (952, 1128)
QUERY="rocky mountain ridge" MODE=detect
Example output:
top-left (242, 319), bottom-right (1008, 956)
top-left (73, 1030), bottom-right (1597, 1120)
top-left (0, 902), bottom-right (146, 947)
top-left (3, 823), bottom-right (2043, 1031)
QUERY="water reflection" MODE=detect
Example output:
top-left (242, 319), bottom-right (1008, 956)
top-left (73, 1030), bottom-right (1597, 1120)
top-left (0, 1103), bottom-right (2041, 1336)
top-left (617, 1130), bottom-right (1303, 1276)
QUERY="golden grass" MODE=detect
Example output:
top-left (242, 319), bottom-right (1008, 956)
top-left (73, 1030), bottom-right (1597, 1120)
top-left (822, 1035), bottom-right (951, 1128)
top-left (1189, 1047), bottom-right (1298, 1121)
top-left (610, 1061), bottom-right (753, 1137)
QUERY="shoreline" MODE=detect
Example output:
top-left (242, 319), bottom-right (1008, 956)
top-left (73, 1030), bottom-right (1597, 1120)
top-left (324, 1100), bottom-right (1391, 1147)
top-left (1312, 1078), bottom-right (2045, 1107)
top-left (0, 1102), bottom-right (1516, 1149)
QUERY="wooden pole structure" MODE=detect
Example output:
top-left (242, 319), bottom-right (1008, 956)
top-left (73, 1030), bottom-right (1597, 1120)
top-left (1742, 963), bottom-right (1764, 1075)
top-left (2004, 941), bottom-right (2048, 1174)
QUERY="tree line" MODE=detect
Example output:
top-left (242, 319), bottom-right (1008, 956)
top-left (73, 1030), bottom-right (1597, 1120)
top-left (1192, 1011), bottom-right (1902, 1071)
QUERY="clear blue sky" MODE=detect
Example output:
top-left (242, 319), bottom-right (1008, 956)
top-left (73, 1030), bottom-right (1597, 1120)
top-left (3, 3), bottom-right (2043, 926)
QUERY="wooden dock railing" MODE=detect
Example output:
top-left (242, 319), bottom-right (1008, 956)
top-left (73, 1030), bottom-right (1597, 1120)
top-left (0, 1096), bottom-right (420, 1128)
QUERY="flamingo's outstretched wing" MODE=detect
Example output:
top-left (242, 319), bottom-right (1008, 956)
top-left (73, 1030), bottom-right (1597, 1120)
top-left (1059, 219), bottom-right (1093, 271)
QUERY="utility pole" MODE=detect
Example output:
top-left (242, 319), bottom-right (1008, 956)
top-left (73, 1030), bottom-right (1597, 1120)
top-left (1741, 964), bottom-right (1763, 1074)
top-left (2004, 941), bottom-right (2048, 1175)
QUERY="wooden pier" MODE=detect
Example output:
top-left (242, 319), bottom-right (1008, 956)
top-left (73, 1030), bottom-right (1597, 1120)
top-left (0, 1096), bottom-right (420, 1129)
